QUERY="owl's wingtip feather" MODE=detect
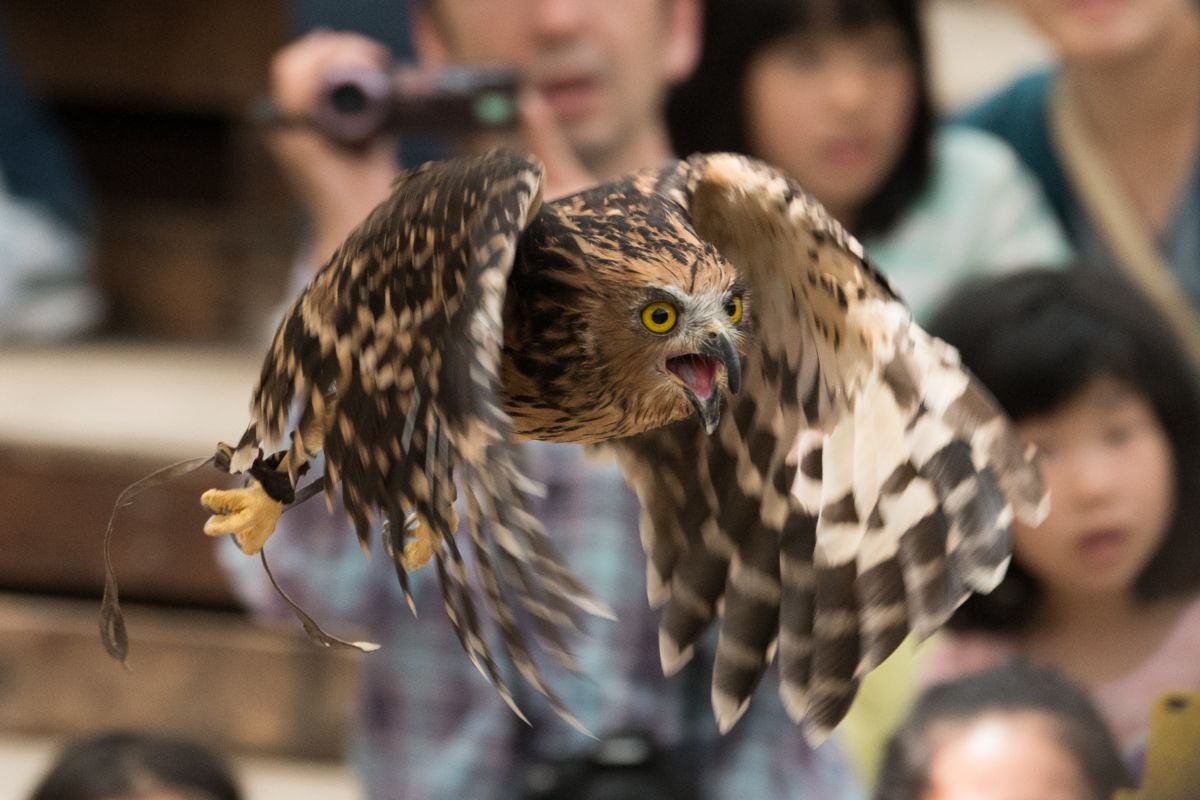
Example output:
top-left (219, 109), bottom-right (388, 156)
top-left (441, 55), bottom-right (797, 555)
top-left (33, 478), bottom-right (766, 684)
top-left (713, 689), bottom-right (751, 735)
top-left (659, 629), bottom-right (695, 676)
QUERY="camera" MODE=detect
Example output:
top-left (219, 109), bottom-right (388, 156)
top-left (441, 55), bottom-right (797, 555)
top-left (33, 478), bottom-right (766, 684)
top-left (255, 64), bottom-right (521, 147)
top-left (518, 729), bottom-right (700, 800)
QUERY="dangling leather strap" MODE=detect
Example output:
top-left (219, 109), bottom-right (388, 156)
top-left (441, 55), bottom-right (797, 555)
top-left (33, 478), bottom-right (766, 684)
top-left (1048, 76), bottom-right (1200, 368)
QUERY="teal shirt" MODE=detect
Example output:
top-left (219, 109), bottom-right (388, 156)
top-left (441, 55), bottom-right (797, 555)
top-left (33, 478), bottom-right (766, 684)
top-left (863, 126), bottom-right (1073, 322)
top-left (957, 68), bottom-right (1200, 309)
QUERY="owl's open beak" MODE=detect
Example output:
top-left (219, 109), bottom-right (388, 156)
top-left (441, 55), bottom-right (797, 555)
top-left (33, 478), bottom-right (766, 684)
top-left (667, 328), bottom-right (741, 434)
top-left (700, 328), bottom-right (741, 398)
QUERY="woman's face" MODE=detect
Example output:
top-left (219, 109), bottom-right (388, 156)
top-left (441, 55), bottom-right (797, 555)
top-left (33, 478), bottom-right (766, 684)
top-left (1013, 374), bottom-right (1175, 601)
top-left (742, 21), bottom-right (917, 227)
top-left (1005, 0), bottom-right (1200, 63)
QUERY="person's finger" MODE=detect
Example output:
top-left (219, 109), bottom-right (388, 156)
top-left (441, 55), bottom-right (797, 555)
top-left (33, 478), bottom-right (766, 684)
top-left (271, 31), bottom-right (391, 116)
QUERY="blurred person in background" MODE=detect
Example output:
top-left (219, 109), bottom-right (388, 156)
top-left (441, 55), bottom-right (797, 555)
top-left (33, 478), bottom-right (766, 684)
top-left (219, 1), bottom-right (865, 798)
top-left (667, 0), bottom-right (1072, 321)
top-left (873, 661), bottom-right (1130, 800)
top-left (27, 730), bottom-right (242, 800)
top-left (0, 21), bottom-right (102, 343)
top-left (920, 266), bottom-right (1200, 782)
top-left (263, 0), bottom-right (698, 270)
top-left (958, 0), bottom-right (1200, 364)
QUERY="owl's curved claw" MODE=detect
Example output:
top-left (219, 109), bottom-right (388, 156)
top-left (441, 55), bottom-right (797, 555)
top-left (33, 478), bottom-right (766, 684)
top-left (201, 482), bottom-right (283, 555)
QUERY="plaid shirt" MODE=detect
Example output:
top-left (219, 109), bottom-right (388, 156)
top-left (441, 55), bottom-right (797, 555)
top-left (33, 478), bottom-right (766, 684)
top-left (220, 441), bottom-right (864, 800)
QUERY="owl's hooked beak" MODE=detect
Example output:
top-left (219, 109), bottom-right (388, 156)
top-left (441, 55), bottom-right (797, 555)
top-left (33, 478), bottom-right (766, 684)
top-left (667, 327), bottom-right (742, 434)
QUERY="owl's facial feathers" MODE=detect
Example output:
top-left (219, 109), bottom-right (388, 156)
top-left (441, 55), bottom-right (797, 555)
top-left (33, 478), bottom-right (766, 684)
top-left (636, 282), bottom-right (744, 418)
top-left (500, 178), bottom-right (745, 443)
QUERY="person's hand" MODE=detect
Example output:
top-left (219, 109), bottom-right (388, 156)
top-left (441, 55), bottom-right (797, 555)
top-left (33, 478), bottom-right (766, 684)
top-left (266, 30), bottom-right (401, 263)
top-left (518, 89), bottom-right (598, 201)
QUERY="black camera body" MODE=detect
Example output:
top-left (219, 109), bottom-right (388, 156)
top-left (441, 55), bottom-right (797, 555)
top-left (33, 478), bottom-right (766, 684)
top-left (518, 729), bottom-right (700, 800)
top-left (311, 64), bottom-right (521, 147)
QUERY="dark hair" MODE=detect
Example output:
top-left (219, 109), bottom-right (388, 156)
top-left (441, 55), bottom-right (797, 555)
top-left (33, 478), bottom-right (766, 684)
top-left (875, 661), bottom-right (1131, 800)
top-left (667, 0), bottom-right (934, 238)
top-left (28, 731), bottom-right (242, 800)
top-left (926, 267), bottom-right (1200, 632)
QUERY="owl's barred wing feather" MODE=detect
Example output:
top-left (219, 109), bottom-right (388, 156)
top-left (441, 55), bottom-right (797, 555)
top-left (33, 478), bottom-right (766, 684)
top-left (203, 149), bottom-right (1040, 741)
top-left (231, 151), bottom-right (606, 731)
top-left (614, 153), bottom-right (1046, 741)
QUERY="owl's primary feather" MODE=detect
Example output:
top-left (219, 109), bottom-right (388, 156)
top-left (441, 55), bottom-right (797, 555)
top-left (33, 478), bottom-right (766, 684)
top-left (207, 149), bottom-right (1044, 741)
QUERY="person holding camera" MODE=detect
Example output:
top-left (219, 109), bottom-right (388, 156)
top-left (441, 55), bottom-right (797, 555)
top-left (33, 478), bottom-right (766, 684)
top-left (219, 2), bottom-right (865, 799)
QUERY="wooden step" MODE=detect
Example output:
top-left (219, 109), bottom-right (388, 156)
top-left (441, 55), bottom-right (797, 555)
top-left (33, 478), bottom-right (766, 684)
top-left (0, 593), bottom-right (362, 760)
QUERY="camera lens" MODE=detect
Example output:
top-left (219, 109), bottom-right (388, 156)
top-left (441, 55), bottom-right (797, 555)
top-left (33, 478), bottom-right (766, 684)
top-left (313, 66), bottom-right (393, 146)
top-left (329, 84), bottom-right (369, 115)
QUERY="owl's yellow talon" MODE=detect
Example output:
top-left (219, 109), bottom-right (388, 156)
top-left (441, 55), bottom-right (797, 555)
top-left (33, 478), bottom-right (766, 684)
top-left (399, 508), bottom-right (458, 571)
top-left (201, 482), bottom-right (283, 555)
top-left (400, 528), bottom-right (433, 571)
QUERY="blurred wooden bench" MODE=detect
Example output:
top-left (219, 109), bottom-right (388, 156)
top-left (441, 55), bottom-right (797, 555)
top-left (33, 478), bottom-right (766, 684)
top-left (0, 0), bottom-right (369, 762)
top-left (0, 594), bottom-right (360, 761)
top-left (0, 344), bottom-right (363, 760)
top-left (0, 344), bottom-right (261, 605)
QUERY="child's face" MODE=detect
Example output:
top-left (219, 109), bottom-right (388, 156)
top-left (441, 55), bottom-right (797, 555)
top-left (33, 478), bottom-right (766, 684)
top-left (923, 711), bottom-right (1098, 800)
top-left (1006, 0), bottom-right (1197, 63)
top-left (1013, 374), bottom-right (1175, 600)
top-left (742, 22), bottom-right (916, 226)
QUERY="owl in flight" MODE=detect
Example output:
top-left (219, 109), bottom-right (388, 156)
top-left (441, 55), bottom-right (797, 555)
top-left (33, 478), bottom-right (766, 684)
top-left (198, 150), bottom-right (1045, 741)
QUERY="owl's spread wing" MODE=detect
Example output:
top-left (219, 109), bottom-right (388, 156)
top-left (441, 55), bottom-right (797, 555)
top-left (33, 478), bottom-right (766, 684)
top-left (612, 153), bottom-right (1047, 740)
top-left (229, 151), bottom-right (606, 730)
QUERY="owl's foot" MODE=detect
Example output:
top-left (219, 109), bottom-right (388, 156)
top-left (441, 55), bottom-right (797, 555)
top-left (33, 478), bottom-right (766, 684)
top-left (399, 508), bottom-right (458, 571)
top-left (201, 481), bottom-right (283, 554)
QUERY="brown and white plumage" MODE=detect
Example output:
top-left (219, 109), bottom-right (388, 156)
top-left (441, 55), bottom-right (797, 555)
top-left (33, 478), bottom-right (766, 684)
top-left (208, 149), bottom-right (1045, 741)
top-left (616, 154), bottom-right (1046, 739)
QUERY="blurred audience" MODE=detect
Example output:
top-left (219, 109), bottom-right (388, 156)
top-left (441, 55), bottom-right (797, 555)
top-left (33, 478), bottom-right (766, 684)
top-left (957, 0), bottom-right (1200, 361)
top-left (921, 267), bottom-right (1200, 780)
top-left (262, 0), bottom-right (695, 269)
top-left (667, 0), bottom-right (1072, 320)
top-left (874, 661), bottom-right (1130, 800)
top-left (0, 21), bottom-right (102, 343)
top-left (27, 730), bottom-right (242, 800)
top-left (220, 1), bottom-right (864, 798)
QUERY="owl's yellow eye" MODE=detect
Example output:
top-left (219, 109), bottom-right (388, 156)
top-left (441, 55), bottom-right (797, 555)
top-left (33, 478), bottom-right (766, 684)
top-left (725, 295), bottom-right (743, 324)
top-left (641, 302), bottom-right (678, 334)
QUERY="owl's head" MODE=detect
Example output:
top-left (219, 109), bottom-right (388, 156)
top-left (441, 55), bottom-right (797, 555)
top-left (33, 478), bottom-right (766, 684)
top-left (596, 246), bottom-right (745, 435)
top-left (502, 183), bottom-right (745, 443)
